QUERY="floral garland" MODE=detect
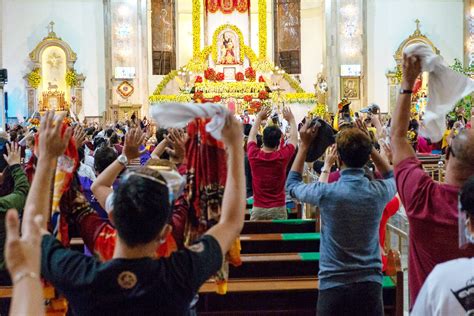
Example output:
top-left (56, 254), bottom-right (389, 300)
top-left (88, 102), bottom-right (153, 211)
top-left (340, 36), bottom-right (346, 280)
top-left (192, 0), bottom-right (201, 58)
top-left (242, 45), bottom-right (258, 65)
top-left (195, 81), bottom-right (266, 94)
top-left (65, 69), bottom-right (78, 87)
top-left (258, 0), bottom-right (267, 59)
top-left (283, 73), bottom-right (305, 93)
top-left (149, 94), bottom-right (192, 103)
top-left (152, 70), bottom-right (178, 95)
top-left (212, 24), bottom-right (245, 63)
top-left (309, 103), bottom-right (328, 117)
top-left (27, 68), bottom-right (41, 89)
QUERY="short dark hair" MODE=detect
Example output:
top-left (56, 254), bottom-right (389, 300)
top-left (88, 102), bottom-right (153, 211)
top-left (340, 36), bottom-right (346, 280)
top-left (461, 177), bottom-right (474, 216)
top-left (94, 146), bottom-right (118, 174)
top-left (263, 126), bottom-right (282, 149)
top-left (113, 168), bottom-right (171, 247)
top-left (336, 128), bottom-right (373, 168)
top-left (155, 128), bottom-right (169, 143)
top-left (105, 128), bottom-right (114, 138)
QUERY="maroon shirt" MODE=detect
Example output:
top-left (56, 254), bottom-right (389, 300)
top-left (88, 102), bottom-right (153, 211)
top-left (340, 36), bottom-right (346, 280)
top-left (395, 157), bottom-right (474, 309)
top-left (247, 141), bottom-right (295, 208)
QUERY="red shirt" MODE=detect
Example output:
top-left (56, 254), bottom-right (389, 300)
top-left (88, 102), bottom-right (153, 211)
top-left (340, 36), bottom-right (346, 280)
top-left (247, 141), bottom-right (295, 208)
top-left (395, 157), bottom-right (474, 309)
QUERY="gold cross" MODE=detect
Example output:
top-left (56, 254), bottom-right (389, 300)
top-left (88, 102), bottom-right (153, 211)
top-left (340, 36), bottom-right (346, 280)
top-left (48, 21), bottom-right (55, 34)
top-left (415, 19), bottom-right (420, 31)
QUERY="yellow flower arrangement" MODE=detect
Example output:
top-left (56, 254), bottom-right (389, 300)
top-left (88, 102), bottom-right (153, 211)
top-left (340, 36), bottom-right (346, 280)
top-left (258, 0), bottom-right (267, 59)
top-left (27, 68), bottom-right (41, 89)
top-left (254, 58), bottom-right (274, 72)
top-left (309, 103), bottom-right (328, 117)
top-left (192, 0), bottom-right (201, 58)
top-left (283, 73), bottom-right (305, 93)
top-left (212, 24), bottom-right (245, 63)
top-left (152, 70), bottom-right (178, 95)
top-left (242, 45), bottom-right (258, 65)
top-left (195, 81), bottom-right (266, 94)
top-left (285, 93), bottom-right (317, 104)
top-left (149, 94), bottom-right (192, 104)
top-left (65, 69), bottom-right (78, 87)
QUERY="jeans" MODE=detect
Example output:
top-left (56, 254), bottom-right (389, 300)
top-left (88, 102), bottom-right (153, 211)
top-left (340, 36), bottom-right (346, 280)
top-left (317, 281), bottom-right (383, 316)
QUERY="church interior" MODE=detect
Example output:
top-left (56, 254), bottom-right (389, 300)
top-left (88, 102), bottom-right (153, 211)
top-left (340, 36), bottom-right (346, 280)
top-left (0, 0), bottom-right (473, 315)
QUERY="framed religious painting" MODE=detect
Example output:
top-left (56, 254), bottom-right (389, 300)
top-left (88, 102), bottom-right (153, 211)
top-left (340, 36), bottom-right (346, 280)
top-left (216, 29), bottom-right (242, 65)
top-left (340, 77), bottom-right (360, 100)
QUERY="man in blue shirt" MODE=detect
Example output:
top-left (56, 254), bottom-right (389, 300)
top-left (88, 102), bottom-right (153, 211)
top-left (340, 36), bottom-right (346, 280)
top-left (286, 120), bottom-right (396, 316)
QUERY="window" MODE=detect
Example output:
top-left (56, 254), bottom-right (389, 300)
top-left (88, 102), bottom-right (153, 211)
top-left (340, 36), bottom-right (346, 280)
top-left (151, 0), bottom-right (176, 75)
top-left (274, 0), bottom-right (301, 74)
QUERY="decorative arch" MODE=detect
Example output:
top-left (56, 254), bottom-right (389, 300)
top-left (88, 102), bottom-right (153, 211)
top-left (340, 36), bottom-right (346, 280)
top-left (392, 19), bottom-right (440, 66)
top-left (211, 24), bottom-right (245, 63)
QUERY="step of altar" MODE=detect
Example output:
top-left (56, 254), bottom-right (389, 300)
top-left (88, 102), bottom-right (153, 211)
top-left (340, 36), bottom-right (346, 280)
top-left (240, 233), bottom-right (320, 254)
top-left (241, 219), bottom-right (316, 234)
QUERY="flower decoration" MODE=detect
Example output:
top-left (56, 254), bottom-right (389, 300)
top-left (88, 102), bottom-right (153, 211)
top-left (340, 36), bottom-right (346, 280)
top-left (258, 90), bottom-right (269, 100)
top-left (211, 24), bottom-right (245, 64)
top-left (243, 95), bottom-right (253, 103)
top-left (192, 0), bottom-right (201, 58)
top-left (258, 75), bottom-right (266, 83)
top-left (65, 69), bottom-right (78, 87)
top-left (258, 0), bottom-right (267, 59)
top-left (250, 100), bottom-right (262, 110)
top-left (213, 95), bottom-right (222, 103)
top-left (195, 76), bottom-right (203, 83)
top-left (27, 68), bottom-right (42, 89)
top-left (235, 72), bottom-right (245, 81)
top-left (204, 68), bottom-right (217, 81)
top-left (153, 70), bottom-right (178, 95)
top-left (29, 117), bottom-right (40, 126)
top-left (194, 91), bottom-right (204, 103)
top-left (216, 72), bottom-right (225, 82)
top-left (245, 67), bottom-right (256, 81)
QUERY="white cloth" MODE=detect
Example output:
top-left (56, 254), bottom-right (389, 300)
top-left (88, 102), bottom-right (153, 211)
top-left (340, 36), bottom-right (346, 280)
top-left (150, 102), bottom-right (228, 140)
top-left (78, 162), bottom-right (97, 182)
top-left (411, 258), bottom-right (474, 316)
top-left (404, 44), bottom-right (474, 142)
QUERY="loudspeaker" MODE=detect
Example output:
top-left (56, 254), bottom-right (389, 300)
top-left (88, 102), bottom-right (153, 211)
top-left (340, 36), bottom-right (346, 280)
top-left (0, 69), bottom-right (7, 84)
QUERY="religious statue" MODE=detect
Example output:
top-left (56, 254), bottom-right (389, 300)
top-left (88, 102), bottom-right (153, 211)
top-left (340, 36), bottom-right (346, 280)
top-left (219, 32), bottom-right (238, 65)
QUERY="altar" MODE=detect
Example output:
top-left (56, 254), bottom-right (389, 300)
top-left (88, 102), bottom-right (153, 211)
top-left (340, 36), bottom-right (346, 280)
top-left (149, 0), bottom-right (323, 120)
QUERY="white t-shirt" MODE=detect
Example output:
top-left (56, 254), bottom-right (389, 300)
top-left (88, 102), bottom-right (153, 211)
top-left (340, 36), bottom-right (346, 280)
top-left (411, 258), bottom-right (474, 316)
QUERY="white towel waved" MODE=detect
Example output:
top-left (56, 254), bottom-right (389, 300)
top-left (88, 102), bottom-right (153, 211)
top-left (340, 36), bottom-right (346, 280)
top-left (150, 102), bottom-right (228, 140)
top-left (404, 43), bottom-right (474, 142)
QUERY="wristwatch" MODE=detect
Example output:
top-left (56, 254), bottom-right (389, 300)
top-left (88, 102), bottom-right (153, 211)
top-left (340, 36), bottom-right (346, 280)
top-left (117, 154), bottom-right (129, 167)
top-left (399, 89), bottom-right (413, 94)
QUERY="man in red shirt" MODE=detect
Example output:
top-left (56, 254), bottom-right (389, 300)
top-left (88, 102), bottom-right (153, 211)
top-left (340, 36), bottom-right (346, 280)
top-left (391, 54), bottom-right (474, 309)
top-left (247, 107), bottom-right (297, 220)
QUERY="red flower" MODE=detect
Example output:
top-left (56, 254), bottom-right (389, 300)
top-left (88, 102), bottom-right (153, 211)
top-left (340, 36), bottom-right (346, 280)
top-left (235, 72), bottom-right (245, 81)
top-left (204, 68), bottom-right (216, 81)
top-left (213, 95), bottom-right (222, 102)
top-left (258, 75), bottom-right (265, 82)
top-left (258, 90), bottom-right (269, 100)
top-left (245, 67), bottom-right (256, 81)
top-left (195, 76), bottom-right (203, 83)
top-left (194, 91), bottom-right (204, 102)
top-left (243, 95), bottom-right (253, 102)
top-left (216, 72), bottom-right (225, 82)
top-left (250, 101), bottom-right (262, 109)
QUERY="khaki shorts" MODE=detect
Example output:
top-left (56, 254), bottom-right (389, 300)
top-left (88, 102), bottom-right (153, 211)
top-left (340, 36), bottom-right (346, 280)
top-left (250, 206), bottom-right (288, 221)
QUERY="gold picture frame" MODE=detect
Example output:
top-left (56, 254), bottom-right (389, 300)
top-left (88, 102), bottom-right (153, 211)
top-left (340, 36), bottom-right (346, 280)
top-left (340, 77), bottom-right (360, 100)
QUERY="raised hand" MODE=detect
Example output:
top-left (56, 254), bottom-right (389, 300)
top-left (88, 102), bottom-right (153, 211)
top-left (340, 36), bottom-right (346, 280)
top-left (282, 107), bottom-right (295, 122)
top-left (299, 119), bottom-right (319, 148)
top-left (72, 125), bottom-right (87, 149)
top-left (38, 111), bottom-right (73, 160)
top-left (165, 129), bottom-right (186, 163)
top-left (380, 141), bottom-right (393, 165)
top-left (3, 143), bottom-right (21, 166)
top-left (355, 118), bottom-right (371, 137)
top-left (402, 54), bottom-right (422, 90)
top-left (323, 145), bottom-right (338, 169)
top-left (123, 128), bottom-right (146, 160)
top-left (222, 115), bottom-right (243, 148)
top-left (257, 107), bottom-right (272, 121)
top-left (5, 209), bottom-right (43, 280)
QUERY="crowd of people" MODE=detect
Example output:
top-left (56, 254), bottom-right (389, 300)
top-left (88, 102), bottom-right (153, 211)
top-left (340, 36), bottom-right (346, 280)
top-left (0, 55), bottom-right (473, 315)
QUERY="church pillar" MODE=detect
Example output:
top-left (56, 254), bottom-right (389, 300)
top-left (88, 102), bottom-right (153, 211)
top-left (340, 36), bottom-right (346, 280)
top-left (0, 0), bottom-right (3, 68)
top-left (465, 0), bottom-right (474, 68)
top-left (104, 0), bottom-right (149, 122)
top-left (324, 0), bottom-right (366, 112)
